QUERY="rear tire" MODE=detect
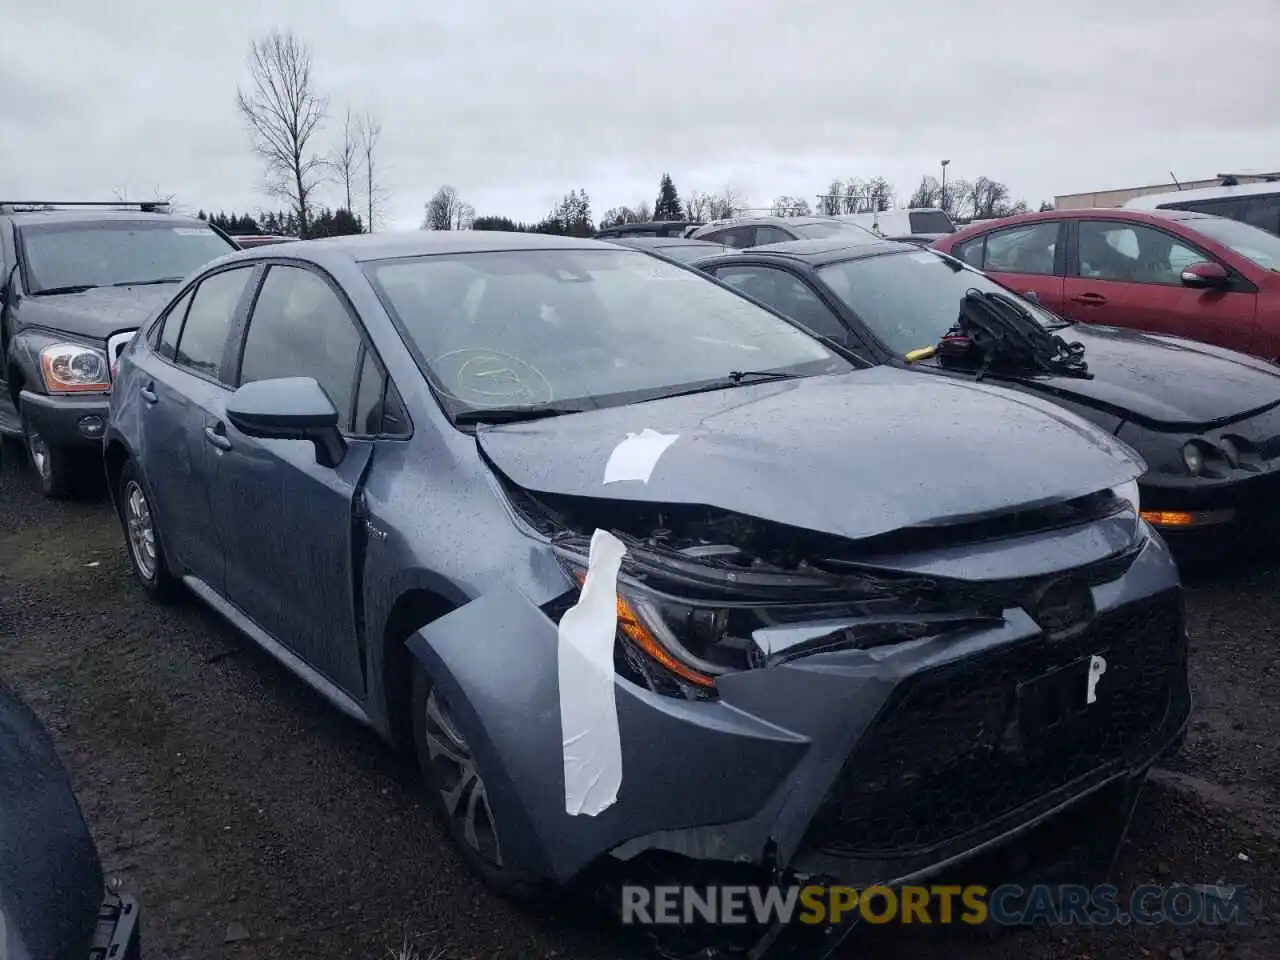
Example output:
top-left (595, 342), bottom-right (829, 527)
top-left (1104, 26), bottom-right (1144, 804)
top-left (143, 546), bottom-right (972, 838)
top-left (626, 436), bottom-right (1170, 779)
top-left (410, 663), bottom-right (542, 900)
top-left (115, 460), bottom-right (184, 603)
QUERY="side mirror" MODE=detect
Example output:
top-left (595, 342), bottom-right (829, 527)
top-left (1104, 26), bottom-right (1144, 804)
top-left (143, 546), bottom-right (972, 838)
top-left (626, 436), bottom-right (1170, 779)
top-left (226, 376), bottom-right (346, 467)
top-left (1022, 290), bottom-right (1040, 304)
top-left (1180, 261), bottom-right (1230, 290)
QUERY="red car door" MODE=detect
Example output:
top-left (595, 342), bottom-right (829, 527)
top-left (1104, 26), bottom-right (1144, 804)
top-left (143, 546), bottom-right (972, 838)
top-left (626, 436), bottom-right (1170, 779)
top-left (1062, 218), bottom-right (1258, 353)
top-left (949, 220), bottom-right (1067, 312)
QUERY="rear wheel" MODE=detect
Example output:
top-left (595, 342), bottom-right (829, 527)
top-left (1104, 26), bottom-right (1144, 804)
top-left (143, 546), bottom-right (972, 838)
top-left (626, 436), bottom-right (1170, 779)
top-left (116, 460), bottom-right (184, 603)
top-left (410, 664), bottom-right (540, 898)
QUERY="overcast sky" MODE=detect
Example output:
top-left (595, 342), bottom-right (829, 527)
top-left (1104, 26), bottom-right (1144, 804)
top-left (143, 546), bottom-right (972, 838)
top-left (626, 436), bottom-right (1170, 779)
top-left (2, 0), bottom-right (1277, 230)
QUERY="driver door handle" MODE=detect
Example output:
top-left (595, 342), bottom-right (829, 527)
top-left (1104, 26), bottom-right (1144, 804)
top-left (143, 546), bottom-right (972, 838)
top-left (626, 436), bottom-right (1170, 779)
top-left (204, 423), bottom-right (232, 451)
top-left (1070, 292), bottom-right (1107, 306)
top-left (140, 382), bottom-right (158, 404)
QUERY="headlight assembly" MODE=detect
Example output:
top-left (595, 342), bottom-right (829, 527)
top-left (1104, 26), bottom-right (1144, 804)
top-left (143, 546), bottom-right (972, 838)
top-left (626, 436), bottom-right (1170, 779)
top-left (1181, 441), bottom-right (1204, 477)
top-left (39, 342), bottom-right (111, 393)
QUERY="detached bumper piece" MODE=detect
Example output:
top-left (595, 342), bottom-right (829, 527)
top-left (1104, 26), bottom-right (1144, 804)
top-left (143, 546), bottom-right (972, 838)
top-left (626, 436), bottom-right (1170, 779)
top-left (90, 892), bottom-right (140, 960)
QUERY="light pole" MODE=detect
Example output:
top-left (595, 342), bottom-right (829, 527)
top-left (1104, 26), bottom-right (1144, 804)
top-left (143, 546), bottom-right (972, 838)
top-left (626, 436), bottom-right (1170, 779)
top-left (940, 159), bottom-right (951, 212)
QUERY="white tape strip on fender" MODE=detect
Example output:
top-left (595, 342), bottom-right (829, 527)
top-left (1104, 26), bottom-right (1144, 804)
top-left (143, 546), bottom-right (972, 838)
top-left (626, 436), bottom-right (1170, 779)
top-left (603, 428), bottom-right (679, 485)
top-left (559, 528), bottom-right (627, 816)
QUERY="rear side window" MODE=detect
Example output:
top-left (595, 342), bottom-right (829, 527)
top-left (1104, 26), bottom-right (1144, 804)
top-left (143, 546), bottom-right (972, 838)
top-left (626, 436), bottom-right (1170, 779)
top-left (237, 265), bottom-right (364, 430)
top-left (983, 222), bottom-right (1059, 275)
top-left (173, 267), bottom-right (253, 381)
top-left (909, 211), bottom-right (955, 234)
top-left (753, 226), bottom-right (794, 246)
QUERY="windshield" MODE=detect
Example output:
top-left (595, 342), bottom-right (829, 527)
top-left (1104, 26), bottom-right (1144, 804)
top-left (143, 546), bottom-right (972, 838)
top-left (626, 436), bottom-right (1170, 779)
top-left (20, 221), bottom-right (238, 293)
top-left (366, 247), bottom-right (845, 418)
top-left (1186, 216), bottom-right (1280, 271)
top-left (817, 248), bottom-right (1062, 354)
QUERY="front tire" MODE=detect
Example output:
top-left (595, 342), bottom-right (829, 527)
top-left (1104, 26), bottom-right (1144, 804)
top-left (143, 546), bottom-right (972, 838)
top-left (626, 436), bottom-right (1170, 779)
top-left (116, 460), bottom-right (184, 603)
top-left (410, 664), bottom-right (540, 899)
top-left (22, 412), bottom-right (75, 499)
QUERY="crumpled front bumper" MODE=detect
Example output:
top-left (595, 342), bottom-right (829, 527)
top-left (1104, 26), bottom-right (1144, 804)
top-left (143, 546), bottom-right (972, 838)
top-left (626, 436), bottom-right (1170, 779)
top-left (409, 527), bottom-right (1188, 898)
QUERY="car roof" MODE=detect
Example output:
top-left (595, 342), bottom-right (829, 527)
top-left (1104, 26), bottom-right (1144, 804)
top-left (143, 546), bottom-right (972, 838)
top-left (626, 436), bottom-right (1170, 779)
top-left (222, 229), bottom-right (620, 265)
top-left (707, 236), bottom-right (911, 266)
top-left (1125, 180), bottom-right (1280, 209)
top-left (944, 206), bottom-right (1220, 242)
top-left (610, 236), bottom-right (726, 248)
top-left (4, 209), bottom-right (205, 228)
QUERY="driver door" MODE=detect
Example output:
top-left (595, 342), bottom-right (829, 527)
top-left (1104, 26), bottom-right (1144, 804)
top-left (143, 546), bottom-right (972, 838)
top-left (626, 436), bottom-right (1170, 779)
top-left (204, 263), bottom-right (375, 696)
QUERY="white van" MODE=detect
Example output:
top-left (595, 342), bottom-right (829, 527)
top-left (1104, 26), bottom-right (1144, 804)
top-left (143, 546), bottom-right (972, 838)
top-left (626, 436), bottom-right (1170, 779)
top-left (834, 208), bottom-right (957, 241)
top-left (1124, 180), bottom-right (1280, 236)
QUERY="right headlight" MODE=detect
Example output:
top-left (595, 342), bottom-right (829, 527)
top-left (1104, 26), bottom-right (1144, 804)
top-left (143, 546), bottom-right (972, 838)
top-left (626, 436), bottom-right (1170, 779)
top-left (39, 342), bottom-right (111, 393)
top-left (1182, 441), bottom-right (1204, 477)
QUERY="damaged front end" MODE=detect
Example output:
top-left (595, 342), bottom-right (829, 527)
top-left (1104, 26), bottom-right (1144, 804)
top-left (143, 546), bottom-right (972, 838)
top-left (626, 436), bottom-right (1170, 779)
top-left (411, 471), bottom-right (1188, 958)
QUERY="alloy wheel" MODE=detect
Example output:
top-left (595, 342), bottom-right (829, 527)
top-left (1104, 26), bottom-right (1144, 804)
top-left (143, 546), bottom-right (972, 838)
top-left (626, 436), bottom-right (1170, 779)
top-left (423, 688), bottom-right (504, 867)
top-left (123, 480), bottom-right (158, 581)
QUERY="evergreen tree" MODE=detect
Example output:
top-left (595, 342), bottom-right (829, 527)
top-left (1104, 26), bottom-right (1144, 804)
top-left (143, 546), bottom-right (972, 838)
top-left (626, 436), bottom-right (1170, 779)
top-left (654, 173), bottom-right (683, 221)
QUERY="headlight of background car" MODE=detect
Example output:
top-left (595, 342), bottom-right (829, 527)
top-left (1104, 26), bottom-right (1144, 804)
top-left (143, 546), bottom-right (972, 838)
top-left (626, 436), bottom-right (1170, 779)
top-left (39, 343), bottom-right (111, 393)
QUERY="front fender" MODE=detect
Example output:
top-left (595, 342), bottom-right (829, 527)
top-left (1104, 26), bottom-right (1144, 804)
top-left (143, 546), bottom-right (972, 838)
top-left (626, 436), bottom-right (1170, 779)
top-left (405, 582), bottom-right (809, 883)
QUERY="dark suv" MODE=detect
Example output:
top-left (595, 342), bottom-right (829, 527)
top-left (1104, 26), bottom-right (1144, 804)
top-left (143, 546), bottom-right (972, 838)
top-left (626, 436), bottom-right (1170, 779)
top-left (0, 202), bottom-right (238, 496)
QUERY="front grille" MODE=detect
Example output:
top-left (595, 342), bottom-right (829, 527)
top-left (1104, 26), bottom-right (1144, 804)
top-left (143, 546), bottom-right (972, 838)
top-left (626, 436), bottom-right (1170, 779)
top-left (803, 590), bottom-right (1183, 859)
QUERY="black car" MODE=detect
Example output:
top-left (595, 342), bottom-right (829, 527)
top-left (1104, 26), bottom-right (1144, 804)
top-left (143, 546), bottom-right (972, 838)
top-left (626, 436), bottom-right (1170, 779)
top-left (606, 235), bottom-right (736, 262)
top-left (593, 220), bottom-right (703, 239)
top-left (693, 237), bottom-right (1280, 555)
top-left (1, 678), bottom-right (140, 959)
top-left (0, 202), bottom-right (239, 496)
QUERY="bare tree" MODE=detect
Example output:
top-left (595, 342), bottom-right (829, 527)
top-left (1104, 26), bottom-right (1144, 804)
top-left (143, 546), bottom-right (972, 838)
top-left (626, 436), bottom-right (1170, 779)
top-left (908, 175), bottom-right (943, 209)
top-left (330, 108), bottom-right (360, 213)
top-left (357, 111), bottom-right (386, 232)
top-left (235, 31), bottom-right (329, 235)
top-left (112, 184), bottom-right (178, 212)
top-left (423, 185), bottom-right (474, 230)
top-left (705, 185), bottom-right (746, 220)
top-left (771, 195), bottom-right (811, 217)
top-left (684, 191), bottom-right (711, 221)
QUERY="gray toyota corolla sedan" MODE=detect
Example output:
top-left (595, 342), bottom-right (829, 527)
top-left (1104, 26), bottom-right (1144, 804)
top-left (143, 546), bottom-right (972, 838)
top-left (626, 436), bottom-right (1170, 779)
top-left (105, 231), bottom-right (1189, 957)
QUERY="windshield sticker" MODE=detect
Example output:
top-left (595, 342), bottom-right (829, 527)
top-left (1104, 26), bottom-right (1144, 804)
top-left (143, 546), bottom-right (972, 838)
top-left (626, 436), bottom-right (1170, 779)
top-left (559, 528), bottom-right (627, 816)
top-left (603, 428), bottom-right (679, 485)
top-left (172, 227), bottom-right (213, 236)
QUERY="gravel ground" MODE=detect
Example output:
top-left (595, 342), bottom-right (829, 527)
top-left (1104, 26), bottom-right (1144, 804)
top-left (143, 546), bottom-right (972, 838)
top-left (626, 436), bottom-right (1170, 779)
top-left (1, 438), bottom-right (1276, 960)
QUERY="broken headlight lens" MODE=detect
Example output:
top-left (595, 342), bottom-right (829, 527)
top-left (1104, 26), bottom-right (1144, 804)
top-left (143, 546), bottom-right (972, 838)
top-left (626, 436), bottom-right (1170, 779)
top-left (554, 543), bottom-right (989, 701)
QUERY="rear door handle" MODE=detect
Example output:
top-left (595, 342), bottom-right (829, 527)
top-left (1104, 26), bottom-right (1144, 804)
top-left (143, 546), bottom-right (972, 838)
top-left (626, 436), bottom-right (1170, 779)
top-left (1070, 292), bottom-right (1107, 306)
top-left (140, 382), bottom-right (158, 404)
top-left (204, 424), bottom-right (232, 451)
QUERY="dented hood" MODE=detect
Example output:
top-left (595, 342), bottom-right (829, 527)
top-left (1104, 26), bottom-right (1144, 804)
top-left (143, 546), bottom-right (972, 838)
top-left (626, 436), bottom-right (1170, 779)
top-left (477, 367), bottom-right (1146, 542)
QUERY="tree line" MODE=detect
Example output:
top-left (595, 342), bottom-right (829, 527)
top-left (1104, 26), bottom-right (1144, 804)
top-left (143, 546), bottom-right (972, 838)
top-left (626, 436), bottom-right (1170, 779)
top-left (196, 208), bottom-right (365, 238)
top-left (422, 171), bottom-right (1049, 236)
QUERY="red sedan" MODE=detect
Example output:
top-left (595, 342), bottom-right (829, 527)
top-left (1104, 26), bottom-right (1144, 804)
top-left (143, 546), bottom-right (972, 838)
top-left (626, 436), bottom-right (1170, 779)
top-left (934, 208), bottom-right (1280, 361)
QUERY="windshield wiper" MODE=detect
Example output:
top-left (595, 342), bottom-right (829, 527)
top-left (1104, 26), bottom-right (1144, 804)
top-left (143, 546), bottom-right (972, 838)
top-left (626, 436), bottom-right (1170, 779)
top-left (31, 284), bottom-right (98, 296)
top-left (727, 370), bottom-right (800, 383)
top-left (110, 277), bottom-right (185, 287)
top-left (455, 404), bottom-right (593, 425)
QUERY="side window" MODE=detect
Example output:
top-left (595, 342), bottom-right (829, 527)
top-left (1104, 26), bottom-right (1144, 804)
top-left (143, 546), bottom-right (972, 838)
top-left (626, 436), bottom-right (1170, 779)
top-left (1238, 196), bottom-right (1280, 235)
top-left (707, 226), bottom-right (755, 249)
top-left (952, 236), bottom-right (986, 268)
top-left (983, 222), bottom-right (1059, 275)
top-left (353, 348), bottom-right (385, 436)
top-left (155, 288), bottom-right (193, 360)
top-left (173, 268), bottom-right (253, 381)
top-left (716, 266), bottom-right (848, 340)
top-left (238, 265), bottom-right (364, 430)
top-left (1078, 221), bottom-right (1205, 285)
top-left (753, 226), bottom-right (794, 246)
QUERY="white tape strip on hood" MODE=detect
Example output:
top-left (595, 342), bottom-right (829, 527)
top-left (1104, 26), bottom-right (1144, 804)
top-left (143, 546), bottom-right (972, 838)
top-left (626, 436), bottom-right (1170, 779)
top-left (559, 528), bottom-right (627, 816)
top-left (603, 428), bottom-right (679, 485)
